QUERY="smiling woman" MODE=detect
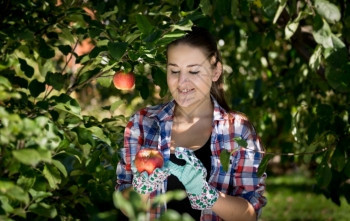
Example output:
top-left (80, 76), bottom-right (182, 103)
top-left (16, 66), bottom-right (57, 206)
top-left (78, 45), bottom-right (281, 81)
top-left (166, 44), bottom-right (221, 110)
top-left (115, 26), bottom-right (267, 221)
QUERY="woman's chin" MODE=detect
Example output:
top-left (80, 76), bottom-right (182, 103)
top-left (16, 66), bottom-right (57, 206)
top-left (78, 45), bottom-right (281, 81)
top-left (174, 97), bottom-right (203, 109)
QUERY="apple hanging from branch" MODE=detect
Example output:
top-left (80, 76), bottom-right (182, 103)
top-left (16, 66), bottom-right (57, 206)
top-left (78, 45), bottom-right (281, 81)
top-left (113, 70), bottom-right (135, 90)
top-left (134, 148), bottom-right (164, 175)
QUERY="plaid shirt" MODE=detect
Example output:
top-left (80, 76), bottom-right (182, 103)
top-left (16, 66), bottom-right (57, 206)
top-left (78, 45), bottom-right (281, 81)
top-left (116, 97), bottom-right (267, 220)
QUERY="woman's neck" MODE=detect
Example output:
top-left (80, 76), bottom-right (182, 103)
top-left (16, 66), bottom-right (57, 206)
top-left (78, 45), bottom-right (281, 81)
top-left (174, 97), bottom-right (213, 123)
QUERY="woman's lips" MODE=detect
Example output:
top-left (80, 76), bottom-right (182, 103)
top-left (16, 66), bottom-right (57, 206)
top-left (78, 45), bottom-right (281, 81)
top-left (178, 88), bottom-right (194, 94)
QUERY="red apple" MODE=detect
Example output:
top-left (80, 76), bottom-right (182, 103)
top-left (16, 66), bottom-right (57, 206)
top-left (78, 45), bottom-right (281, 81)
top-left (113, 71), bottom-right (135, 90)
top-left (134, 148), bottom-right (164, 175)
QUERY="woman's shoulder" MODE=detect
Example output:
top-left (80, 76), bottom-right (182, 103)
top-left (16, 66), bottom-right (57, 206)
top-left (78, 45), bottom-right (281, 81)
top-left (130, 100), bottom-right (175, 119)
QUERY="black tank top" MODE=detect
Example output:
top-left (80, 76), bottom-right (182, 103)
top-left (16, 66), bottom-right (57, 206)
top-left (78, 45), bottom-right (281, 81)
top-left (167, 136), bottom-right (212, 219)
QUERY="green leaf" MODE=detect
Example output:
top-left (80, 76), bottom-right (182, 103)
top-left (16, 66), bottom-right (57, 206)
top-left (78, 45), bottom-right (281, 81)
top-left (0, 196), bottom-right (14, 213)
top-left (261, 0), bottom-right (279, 19)
top-left (58, 45), bottom-right (72, 55)
top-left (18, 29), bottom-right (34, 41)
top-left (324, 35), bottom-right (348, 66)
top-left (233, 137), bottom-right (248, 148)
top-left (325, 62), bottom-right (350, 93)
top-left (0, 76), bottom-right (12, 90)
top-left (315, 0), bottom-right (341, 24)
top-left (312, 16), bottom-right (333, 48)
top-left (137, 76), bottom-right (150, 100)
top-left (273, 0), bottom-right (287, 24)
top-left (86, 150), bottom-right (101, 172)
top-left (18, 58), bottom-right (34, 78)
top-left (151, 66), bottom-right (168, 97)
top-left (96, 71), bottom-right (113, 88)
top-left (157, 30), bottom-right (186, 46)
top-left (29, 79), bottom-right (46, 97)
top-left (108, 42), bottom-right (128, 61)
top-left (87, 126), bottom-right (110, 145)
top-left (52, 159), bottom-right (68, 177)
top-left (17, 176), bottom-right (36, 191)
top-left (309, 45), bottom-right (322, 70)
top-left (330, 146), bottom-right (346, 172)
top-left (113, 191), bottom-right (135, 219)
top-left (257, 154), bottom-right (273, 177)
top-left (285, 11), bottom-right (303, 40)
top-left (220, 149), bottom-right (231, 172)
top-left (110, 100), bottom-right (124, 113)
top-left (135, 14), bottom-right (153, 35)
top-left (45, 72), bottom-right (66, 91)
top-left (200, 0), bottom-right (212, 16)
top-left (12, 149), bottom-right (41, 166)
top-left (316, 160), bottom-right (332, 188)
top-left (12, 208), bottom-right (27, 218)
top-left (28, 202), bottom-right (57, 218)
top-left (37, 148), bottom-right (52, 163)
top-left (170, 19), bottom-right (193, 30)
top-left (76, 68), bottom-right (100, 85)
top-left (75, 127), bottom-right (94, 145)
top-left (38, 39), bottom-right (55, 59)
top-left (43, 164), bottom-right (61, 189)
top-left (28, 189), bottom-right (53, 203)
top-left (0, 181), bottom-right (29, 204)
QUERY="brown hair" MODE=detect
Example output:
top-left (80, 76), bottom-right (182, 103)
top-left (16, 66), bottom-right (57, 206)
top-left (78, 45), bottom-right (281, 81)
top-left (166, 26), bottom-right (230, 111)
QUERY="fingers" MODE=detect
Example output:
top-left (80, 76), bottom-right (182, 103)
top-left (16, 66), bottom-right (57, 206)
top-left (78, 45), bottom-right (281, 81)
top-left (174, 147), bottom-right (207, 178)
top-left (168, 161), bottom-right (184, 178)
top-left (175, 147), bottom-right (203, 168)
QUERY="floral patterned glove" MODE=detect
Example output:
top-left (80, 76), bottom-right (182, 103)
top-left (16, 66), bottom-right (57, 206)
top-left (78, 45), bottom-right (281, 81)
top-left (131, 162), bottom-right (170, 195)
top-left (168, 147), bottom-right (219, 210)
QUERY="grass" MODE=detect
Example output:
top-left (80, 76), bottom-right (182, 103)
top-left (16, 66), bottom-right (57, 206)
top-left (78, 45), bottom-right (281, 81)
top-left (260, 173), bottom-right (350, 221)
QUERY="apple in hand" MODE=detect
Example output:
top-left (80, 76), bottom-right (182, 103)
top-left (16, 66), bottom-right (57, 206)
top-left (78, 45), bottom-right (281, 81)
top-left (113, 71), bottom-right (135, 90)
top-left (134, 148), bottom-right (164, 175)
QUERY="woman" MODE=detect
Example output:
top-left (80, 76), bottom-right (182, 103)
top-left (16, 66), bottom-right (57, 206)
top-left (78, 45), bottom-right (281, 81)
top-left (116, 26), bottom-right (267, 221)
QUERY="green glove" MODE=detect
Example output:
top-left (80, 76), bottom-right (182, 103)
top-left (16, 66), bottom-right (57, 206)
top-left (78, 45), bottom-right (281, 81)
top-left (168, 147), bottom-right (219, 210)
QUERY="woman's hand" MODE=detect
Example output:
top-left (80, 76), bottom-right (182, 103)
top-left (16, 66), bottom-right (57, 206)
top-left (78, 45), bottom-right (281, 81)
top-left (131, 163), bottom-right (170, 194)
top-left (168, 147), bottom-right (219, 210)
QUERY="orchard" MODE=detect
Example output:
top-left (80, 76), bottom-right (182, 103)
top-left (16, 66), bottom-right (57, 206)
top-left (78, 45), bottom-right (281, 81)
top-left (0, 0), bottom-right (349, 220)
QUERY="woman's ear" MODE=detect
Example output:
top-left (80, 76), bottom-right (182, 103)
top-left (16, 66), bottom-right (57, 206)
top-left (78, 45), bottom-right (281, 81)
top-left (212, 61), bottom-right (222, 82)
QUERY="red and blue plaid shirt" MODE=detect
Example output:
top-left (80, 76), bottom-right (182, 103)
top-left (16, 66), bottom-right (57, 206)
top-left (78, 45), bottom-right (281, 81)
top-left (116, 97), bottom-right (267, 220)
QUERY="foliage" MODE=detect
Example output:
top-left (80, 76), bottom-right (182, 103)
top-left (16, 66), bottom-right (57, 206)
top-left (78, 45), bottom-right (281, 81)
top-left (261, 173), bottom-right (350, 221)
top-left (0, 0), bottom-right (349, 220)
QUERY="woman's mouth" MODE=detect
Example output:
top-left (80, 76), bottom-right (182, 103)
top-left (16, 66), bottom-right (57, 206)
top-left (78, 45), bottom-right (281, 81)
top-left (178, 88), bottom-right (194, 94)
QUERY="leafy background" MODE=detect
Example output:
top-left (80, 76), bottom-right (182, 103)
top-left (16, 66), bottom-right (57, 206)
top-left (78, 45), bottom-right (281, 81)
top-left (0, 0), bottom-right (349, 220)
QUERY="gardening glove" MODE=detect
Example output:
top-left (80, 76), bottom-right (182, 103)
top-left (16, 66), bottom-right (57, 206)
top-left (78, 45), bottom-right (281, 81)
top-left (168, 147), bottom-right (219, 210)
top-left (131, 162), bottom-right (170, 195)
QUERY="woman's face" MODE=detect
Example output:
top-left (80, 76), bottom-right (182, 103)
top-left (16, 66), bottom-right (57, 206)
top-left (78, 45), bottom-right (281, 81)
top-left (166, 44), bottom-right (220, 108)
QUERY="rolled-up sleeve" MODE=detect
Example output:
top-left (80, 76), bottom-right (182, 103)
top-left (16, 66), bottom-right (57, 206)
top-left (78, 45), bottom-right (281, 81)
top-left (115, 113), bottom-right (142, 191)
top-left (232, 116), bottom-right (267, 217)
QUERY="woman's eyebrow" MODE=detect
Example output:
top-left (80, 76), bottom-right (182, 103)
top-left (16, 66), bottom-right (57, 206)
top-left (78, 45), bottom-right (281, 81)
top-left (167, 63), bottom-right (202, 67)
top-left (187, 64), bottom-right (201, 68)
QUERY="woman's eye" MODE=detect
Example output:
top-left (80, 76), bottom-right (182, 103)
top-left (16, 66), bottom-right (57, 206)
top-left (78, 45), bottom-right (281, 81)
top-left (171, 70), bottom-right (180, 74)
top-left (189, 71), bottom-right (199, 75)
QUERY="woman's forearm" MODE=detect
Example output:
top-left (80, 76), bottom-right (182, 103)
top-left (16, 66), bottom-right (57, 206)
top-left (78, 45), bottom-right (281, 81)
top-left (211, 191), bottom-right (256, 221)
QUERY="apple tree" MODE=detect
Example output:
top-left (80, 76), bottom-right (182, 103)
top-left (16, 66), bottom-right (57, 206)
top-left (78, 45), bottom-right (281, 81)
top-left (0, 0), bottom-right (349, 220)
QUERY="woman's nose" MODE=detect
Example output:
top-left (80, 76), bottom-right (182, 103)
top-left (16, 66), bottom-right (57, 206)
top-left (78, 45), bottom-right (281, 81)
top-left (178, 72), bottom-right (188, 84)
